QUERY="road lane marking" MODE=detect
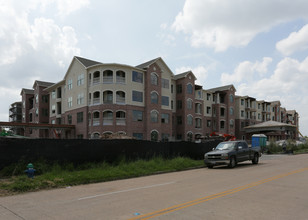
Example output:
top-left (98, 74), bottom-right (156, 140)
top-left (128, 167), bottom-right (308, 220)
top-left (77, 181), bottom-right (176, 201)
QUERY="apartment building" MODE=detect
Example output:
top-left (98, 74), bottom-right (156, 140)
top-left (11, 56), bottom-right (299, 141)
top-left (202, 85), bottom-right (236, 136)
top-left (8, 101), bottom-right (22, 135)
top-left (20, 81), bottom-right (54, 137)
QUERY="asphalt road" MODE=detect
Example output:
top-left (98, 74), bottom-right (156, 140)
top-left (1, 154), bottom-right (308, 220)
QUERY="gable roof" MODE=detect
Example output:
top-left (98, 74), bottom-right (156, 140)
top-left (174, 71), bottom-right (197, 80)
top-left (20, 88), bottom-right (34, 95)
top-left (75, 56), bottom-right (102, 68)
top-left (135, 58), bottom-right (160, 69)
top-left (206, 84), bottom-right (236, 93)
top-left (33, 80), bottom-right (54, 89)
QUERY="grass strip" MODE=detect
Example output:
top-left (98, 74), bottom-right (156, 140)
top-left (0, 157), bottom-right (203, 195)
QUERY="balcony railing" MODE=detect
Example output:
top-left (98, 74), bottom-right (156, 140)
top-left (116, 118), bottom-right (126, 125)
top-left (103, 76), bottom-right (113, 83)
top-left (116, 76), bottom-right (125, 84)
top-left (116, 96), bottom-right (125, 104)
top-left (93, 78), bottom-right (100, 85)
top-left (93, 98), bottom-right (100, 105)
top-left (103, 118), bottom-right (113, 125)
top-left (93, 118), bottom-right (100, 126)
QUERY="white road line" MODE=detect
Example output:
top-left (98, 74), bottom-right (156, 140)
top-left (77, 181), bottom-right (176, 201)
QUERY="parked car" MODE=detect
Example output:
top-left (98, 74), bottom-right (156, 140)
top-left (204, 140), bottom-right (262, 168)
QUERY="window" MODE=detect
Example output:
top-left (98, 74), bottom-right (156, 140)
top-left (241, 110), bottom-right (244, 117)
top-left (161, 78), bottom-right (169, 89)
top-left (161, 113), bottom-right (169, 124)
top-left (68, 79), bottom-right (72, 90)
top-left (177, 116), bottom-right (182, 125)
top-left (132, 91), bottom-right (143, 102)
top-left (77, 74), bottom-right (84, 86)
top-left (187, 115), bottom-right (193, 125)
top-left (133, 110), bottom-right (143, 121)
top-left (67, 114), bottom-right (72, 125)
top-left (207, 93), bottom-right (211, 101)
top-left (151, 73), bottom-right (158, 85)
top-left (52, 90), bottom-right (56, 99)
top-left (42, 95), bottom-right (48, 103)
top-left (230, 119), bottom-right (234, 128)
top-left (77, 134), bottom-right (83, 139)
top-left (103, 111), bottom-right (113, 125)
top-left (258, 113), bottom-right (261, 119)
top-left (161, 133), bottom-right (169, 142)
top-left (187, 84), bottom-right (193, 94)
top-left (230, 107), bottom-right (234, 115)
top-left (195, 103), bottom-right (202, 114)
top-left (230, 95), bottom-right (234, 103)
top-left (93, 71), bottom-right (100, 85)
top-left (195, 118), bottom-right (202, 128)
top-left (35, 94), bottom-right (38, 104)
top-left (176, 100), bottom-right (182, 109)
top-left (207, 120), bottom-right (211, 127)
top-left (176, 84), bottom-right (182, 94)
top-left (241, 99), bottom-right (244, 105)
top-left (151, 130), bottom-right (158, 142)
top-left (77, 93), bottom-right (84, 105)
top-left (132, 71), bottom-right (143, 83)
top-left (68, 97), bottom-right (72, 108)
top-left (171, 84), bottom-right (173, 93)
top-left (103, 70), bottom-right (113, 83)
top-left (77, 112), bottom-right (83, 123)
top-left (206, 106), bottom-right (211, 114)
top-left (220, 108), bottom-right (225, 117)
top-left (187, 132), bottom-right (193, 142)
top-left (196, 90), bottom-right (202, 99)
top-left (93, 91), bottom-right (100, 105)
top-left (116, 91), bottom-right (125, 104)
top-left (220, 120), bottom-right (225, 129)
top-left (116, 70), bottom-right (125, 83)
top-left (187, 99), bottom-right (193, 109)
top-left (151, 92), bottom-right (158, 104)
top-left (162, 96), bottom-right (169, 106)
top-left (103, 91), bottom-right (113, 104)
top-left (116, 111), bottom-right (126, 125)
top-left (151, 110), bottom-right (158, 123)
top-left (52, 105), bottom-right (56, 114)
top-left (171, 100), bottom-right (174, 110)
top-left (133, 133), bottom-right (143, 140)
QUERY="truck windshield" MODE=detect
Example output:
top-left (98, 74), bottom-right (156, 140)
top-left (215, 142), bottom-right (235, 150)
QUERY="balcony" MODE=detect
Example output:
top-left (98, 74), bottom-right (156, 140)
top-left (116, 118), bottom-right (126, 125)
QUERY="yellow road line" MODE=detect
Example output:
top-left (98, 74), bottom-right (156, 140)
top-left (128, 167), bottom-right (308, 220)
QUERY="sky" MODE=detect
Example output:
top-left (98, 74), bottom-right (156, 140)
top-left (1, 0), bottom-right (308, 136)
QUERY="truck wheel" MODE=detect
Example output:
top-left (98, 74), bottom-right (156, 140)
top-left (207, 165), bottom-right (214, 169)
top-left (228, 156), bottom-right (236, 168)
top-left (252, 153), bottom-right (259, 164)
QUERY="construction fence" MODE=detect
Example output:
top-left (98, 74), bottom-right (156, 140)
top-left (0, 138), bottom-right (221, 169)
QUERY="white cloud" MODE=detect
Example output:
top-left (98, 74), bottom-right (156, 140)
top-left (221, 57), bottom-right (272, 85)
top-left (276, 24), bottom-right (308, 56)
top-left (176, 65), bottom-right (208, 85)
top-left (233, 56), bottom-right (308, 135)
top-left (173, 0), bottom-right (308, 51)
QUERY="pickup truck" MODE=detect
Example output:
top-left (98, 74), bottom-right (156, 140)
top-left (204, 140), bottom-right (261, 168)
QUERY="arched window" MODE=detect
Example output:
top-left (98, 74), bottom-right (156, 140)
top-left (230, 119), bottom-right (234, 129)
top-left (93, 71), bottom-right (100, 85)
top-left (187, 99), bottom-right (193, 110)
top-left (230, 94), bottom-right (234, 103)
top-left (103, 91), bottom-right (113, 104)
top-left (151, 130), bottom-right (159, 141)
top-left (187, 115), bottom-right (193, 125)
top-left (187, 132), bottom-right (193, 142)
top-left (103, 110), bottom-right (113, 125)
top-left (93, 91), bottom-right (100, 105)
top-left (93, 111), bottom-right (100, 126)
top-left (151, 92), bottom-right (158, 104)
top-left (187, 84), bottom-right (193, 94)
top-left (116, 70), bottom-right (125, 83)
top-left (116, 91), bottom-right (125, 104)
top-left (230, 107), bottom-right (234, 115)
top-left (151, 73), bottom-right (158, 85)
top-left (195, 103), bottom-right (202, 114)
top-left (92, 132), bottom-right (100, 139)
top-left (150, 110), bottom-right (158, 123)
top-left (116, 111), bottom-right (126, 125)
top-left (103, 70), bottom-right (113, 83)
